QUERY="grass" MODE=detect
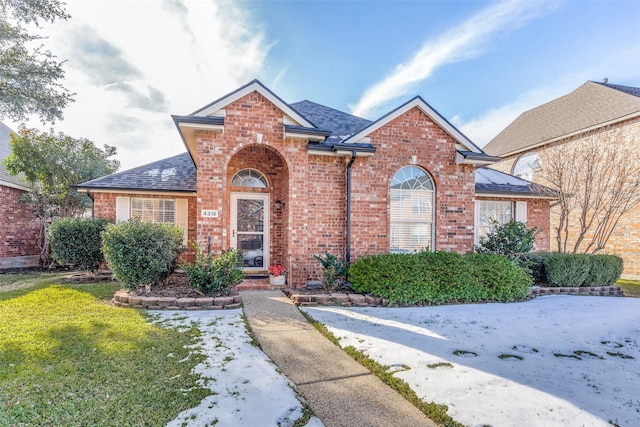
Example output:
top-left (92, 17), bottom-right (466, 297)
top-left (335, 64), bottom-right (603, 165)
top-left (0, 274), bottom-right (211, 426)
top-left (301, 311), bottom-right (463, 427)
top-left (616, 279), bottom-right (640, 297)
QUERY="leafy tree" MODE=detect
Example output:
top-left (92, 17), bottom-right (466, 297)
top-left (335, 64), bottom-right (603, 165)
top-left (0, 0), bottom-right (74, 123)
top-left (3, 127), bottom-right (119, 264)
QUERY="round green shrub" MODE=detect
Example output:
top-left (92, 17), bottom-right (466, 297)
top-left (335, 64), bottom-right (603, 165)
top-left (544, 253), bottom-right (592, 287)
top-left (48, 217), bottom-right (110, 272)
top-left (583, 254), bottom-right (623, 287)
top-left (101, 219), bottom-right (184, 292)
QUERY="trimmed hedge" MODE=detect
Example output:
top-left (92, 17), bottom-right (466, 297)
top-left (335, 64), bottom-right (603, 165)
top-left (544, 253), bottom-right (623, 287)
top-left (48, 217), bottom-right (110, 272)
top-left (102, 219), bottom-right (184, 292)
top-left (348, 251), bottom-right (531, 305)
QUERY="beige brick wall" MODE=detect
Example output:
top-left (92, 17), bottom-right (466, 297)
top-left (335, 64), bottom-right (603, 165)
top-left (490, 115), bottom-right (640, 276)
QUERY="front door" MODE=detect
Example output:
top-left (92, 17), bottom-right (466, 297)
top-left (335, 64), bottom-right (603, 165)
top-left (230, 193), bottom-right (269, 271)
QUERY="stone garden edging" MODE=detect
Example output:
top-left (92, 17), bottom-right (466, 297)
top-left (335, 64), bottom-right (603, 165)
top-left (285, 286), bottom-right (624, 307)
top-left (111, 285), bottom-right (623, 310)
top-left (112, 290), bottom-right (242, 310)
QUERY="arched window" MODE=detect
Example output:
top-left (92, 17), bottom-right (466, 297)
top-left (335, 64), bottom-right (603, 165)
top-left (231, 169), bottom-right (268, 188)
top-left (390, 166), bottom-right (435, 253)
top-left (512, 152), bottom-right (541, 181)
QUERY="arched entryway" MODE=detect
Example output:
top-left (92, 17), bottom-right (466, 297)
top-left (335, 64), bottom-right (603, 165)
top-left (226, 145), bottom-right (289, 274)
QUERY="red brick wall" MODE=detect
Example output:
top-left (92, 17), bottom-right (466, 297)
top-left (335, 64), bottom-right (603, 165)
top-left (475, 196), bottom-right (551, 252)
top-left (350, 107), bottom-right (476, 257)
top-left (0, 185), bottom-right (39, 258)
top-left (92, 192), bottom-right (197, 261)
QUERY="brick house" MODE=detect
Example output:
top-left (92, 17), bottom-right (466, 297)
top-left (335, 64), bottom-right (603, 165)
top-left (484, 80), bottom-right (640, 278)
top-left (0, 123), bottom-right (40, 269)
top-left (78, 80), bottom-right (554, 287)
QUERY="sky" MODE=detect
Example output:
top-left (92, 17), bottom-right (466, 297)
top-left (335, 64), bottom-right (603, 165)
top-left (5, 0), bottom-right (640, 170)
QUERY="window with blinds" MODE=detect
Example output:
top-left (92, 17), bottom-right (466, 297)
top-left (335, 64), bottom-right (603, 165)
top-left (476, 200), bottom-right (513, 240)
top-left (390, 166), bottom-right (435, 253)
top-left (131, 198), bottom-right (176, 224)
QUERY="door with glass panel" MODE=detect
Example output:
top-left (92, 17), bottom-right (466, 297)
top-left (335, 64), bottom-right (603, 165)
top-left (230, 193), bottom-right (269, 271)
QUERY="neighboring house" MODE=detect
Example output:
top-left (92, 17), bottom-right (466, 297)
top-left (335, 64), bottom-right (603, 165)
top-left (0, 123), bottom-right (40, 269)
top-left (78, 80), bottom-right (553, 287)
top-left (484, 80), bottom-right (640, 278)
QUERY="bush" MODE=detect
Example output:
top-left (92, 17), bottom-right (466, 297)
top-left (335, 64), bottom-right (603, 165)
top-left (313, 253), bottom-right (348, 291)
top-left (466, 253), bottom-right (532, 301)
top-left (583, 254), bottom-right (623, 287)
top-left (544, 253), bottom-right (592, 287)
top-left (476, 220), bottom-right (537, 258)
top-left (101, 219), bottom-right (184, 292)
top-left (181, 243), bottom-right (244, 295)
top-left (520, 252), bottom-right (552, 284)
top-left (48, 217), bottom-right (110, 272)
top-left (349, 251), bottom-right (531, 305)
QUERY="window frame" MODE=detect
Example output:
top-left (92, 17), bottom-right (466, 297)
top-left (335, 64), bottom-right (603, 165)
top-left (475, 200), bottom-right (514, 243)
top-left (389, 166), bottom-right (435, 253)
top-left (512, 152), bottom-right (541, 181)
top-left (130, 197), bottom-right (176, 225)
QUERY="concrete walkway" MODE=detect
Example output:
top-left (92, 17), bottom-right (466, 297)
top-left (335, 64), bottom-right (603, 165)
top-left (240, 290), bottom-right (437, 427)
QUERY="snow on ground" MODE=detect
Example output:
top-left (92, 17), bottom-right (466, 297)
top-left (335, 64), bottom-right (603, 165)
top-left (303, 296), bottom-right (640, 427)
top-left (153, 310), bottom-right (323, 427)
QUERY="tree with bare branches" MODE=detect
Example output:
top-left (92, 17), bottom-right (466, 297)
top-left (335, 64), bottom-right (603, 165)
top-left (538, 128), bottom-right (640, 254)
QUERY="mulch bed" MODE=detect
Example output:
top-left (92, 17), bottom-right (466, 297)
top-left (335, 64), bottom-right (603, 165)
top-left (129, 272), bottom-right (236, 298)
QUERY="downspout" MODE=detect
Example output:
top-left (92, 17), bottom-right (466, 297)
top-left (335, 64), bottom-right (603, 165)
top-left (346, 150), bottom-right (357, 263)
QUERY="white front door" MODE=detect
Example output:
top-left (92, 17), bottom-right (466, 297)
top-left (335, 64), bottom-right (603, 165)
top-left (230, 193), bottom-right (269, 271)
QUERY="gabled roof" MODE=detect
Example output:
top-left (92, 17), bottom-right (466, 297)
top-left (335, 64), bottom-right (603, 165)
top-left (484, 81), bottom-right (640, 157)
top-left (0, 122), bottom-right (30, 191)
top-left (76, 153), bottom-right (196, 193)
top-left (191, 79), bottom-right (315, 127)
top-left (475, 167), bottom-right (556, 199)
top-left (290, 100), bottom-right (372, 145)
top-left (341, 96), bottom-right (497, 165)
top-left (174, 80), bottom-right (333, 163)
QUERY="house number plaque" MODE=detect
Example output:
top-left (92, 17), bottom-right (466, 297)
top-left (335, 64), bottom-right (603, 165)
top-left (201, 209), bottom-right (219, 218)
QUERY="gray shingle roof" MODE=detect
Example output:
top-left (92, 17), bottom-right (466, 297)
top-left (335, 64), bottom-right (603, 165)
top-left (0, 122), bottom-right (30, 190)
top-left (76, 153), bottom-right (196, 193)
top-left (290, 100), bottom-right (372, 144)
top-left (484, 81), bottom-right (640, 157)
top-left (475, 167), bottom-right (556, 198)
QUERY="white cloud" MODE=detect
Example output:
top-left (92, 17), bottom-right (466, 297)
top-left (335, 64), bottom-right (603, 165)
top-left (9, 0), bottom-right (270, 170)
top-left (350, 0), bottom-right (557, 118)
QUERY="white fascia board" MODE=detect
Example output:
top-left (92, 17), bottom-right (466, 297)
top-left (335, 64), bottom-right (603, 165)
top-left (345, 97), bottom-right (483, 153)
top-left (178, 122), bottom-right (224, 131)
top-left (455, 152), bottom-right (497, 166)
top-left (77, 188), bottom-right (196, 197)
top-left (284, 131), bottom-right (325, 141)
top-left (192, 81), bottom-right (314, 128)
top-left (475, 192), bottom-right (556, 200)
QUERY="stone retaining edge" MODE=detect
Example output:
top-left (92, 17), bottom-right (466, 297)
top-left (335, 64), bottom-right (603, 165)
top-left (285, 286), bottom-right (624, 307)
top-left (112, 290), bottom-right (242, 310)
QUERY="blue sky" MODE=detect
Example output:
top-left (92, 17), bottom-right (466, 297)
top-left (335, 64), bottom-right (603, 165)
top-left (6, 0), bottom-right (640, 170)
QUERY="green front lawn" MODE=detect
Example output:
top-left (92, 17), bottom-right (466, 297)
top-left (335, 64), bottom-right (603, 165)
top-left (617, 279), bottom-right (640, 297)
top-left (0, 276), bottom-right (210, 426)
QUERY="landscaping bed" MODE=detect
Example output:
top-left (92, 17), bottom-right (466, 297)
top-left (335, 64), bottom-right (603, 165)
top-left (285, 285), bottom-right (624, 307)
